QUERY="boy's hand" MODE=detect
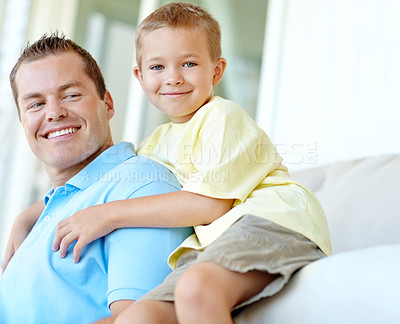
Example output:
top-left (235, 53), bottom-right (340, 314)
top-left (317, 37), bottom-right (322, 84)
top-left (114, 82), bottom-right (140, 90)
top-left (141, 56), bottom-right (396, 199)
top-left (52, 205), bottom-right (115, 263)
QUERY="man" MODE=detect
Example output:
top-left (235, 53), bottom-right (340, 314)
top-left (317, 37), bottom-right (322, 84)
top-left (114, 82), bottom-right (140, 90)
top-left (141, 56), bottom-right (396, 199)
top-left (0, 33), bottom-right (192, 323)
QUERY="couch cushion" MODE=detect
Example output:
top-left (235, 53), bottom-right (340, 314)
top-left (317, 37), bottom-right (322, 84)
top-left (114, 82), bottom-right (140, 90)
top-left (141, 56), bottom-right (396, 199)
top-left (294, 154), bottom-right (400, 254)
top-left (234, 244), bottom-right (400, 324)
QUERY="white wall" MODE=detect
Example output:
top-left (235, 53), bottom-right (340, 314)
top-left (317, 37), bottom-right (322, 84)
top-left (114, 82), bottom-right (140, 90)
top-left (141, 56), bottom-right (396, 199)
top-left (0, 0), bottom-right (79, 259)
top-left (257, 0), bottom-right (400, 171)
top-left (0, 0), bottom-right (32, 262)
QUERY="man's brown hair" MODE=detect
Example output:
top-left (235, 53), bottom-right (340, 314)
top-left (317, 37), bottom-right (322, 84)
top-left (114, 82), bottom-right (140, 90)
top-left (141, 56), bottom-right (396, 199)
top-left (10, 32), bottom-right (106, 116)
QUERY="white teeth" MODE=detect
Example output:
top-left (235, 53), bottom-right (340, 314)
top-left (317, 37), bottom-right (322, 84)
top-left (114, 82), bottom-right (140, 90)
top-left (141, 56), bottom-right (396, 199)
top-left (47, 127), bottom-right (78, 139)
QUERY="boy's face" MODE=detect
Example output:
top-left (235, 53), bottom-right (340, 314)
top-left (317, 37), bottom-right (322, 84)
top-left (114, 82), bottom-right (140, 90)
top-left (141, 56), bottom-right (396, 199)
top-left (134, 27), bottom-right (226, 123)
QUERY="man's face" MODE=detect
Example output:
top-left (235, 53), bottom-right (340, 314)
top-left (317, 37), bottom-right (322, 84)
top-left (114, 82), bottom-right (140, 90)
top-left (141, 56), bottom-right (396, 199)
top-left (15, 52), bottom-right (114, 180)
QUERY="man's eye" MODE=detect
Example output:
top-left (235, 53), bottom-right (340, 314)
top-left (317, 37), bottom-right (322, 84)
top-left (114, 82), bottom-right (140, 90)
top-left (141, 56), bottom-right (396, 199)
top-left (64, 94), bottom-right (81, 101)
top-left (150, 65), bottom-right (164, 71)
top-left (183, 62), bottom-right (197, 68)
top-left (27, 102), bottom-right (44, 110)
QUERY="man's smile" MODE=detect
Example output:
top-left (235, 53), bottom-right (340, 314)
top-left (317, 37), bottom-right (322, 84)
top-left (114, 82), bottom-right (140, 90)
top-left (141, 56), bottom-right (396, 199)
top-left (45, 126), bottom-right (80, 139)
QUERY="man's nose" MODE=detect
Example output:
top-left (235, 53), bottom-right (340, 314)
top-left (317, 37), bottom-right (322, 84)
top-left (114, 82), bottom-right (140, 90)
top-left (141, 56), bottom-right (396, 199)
top-left (46, 100), bottom-right (68, 121)
top-left (165, 68), bottom-right (184, 86)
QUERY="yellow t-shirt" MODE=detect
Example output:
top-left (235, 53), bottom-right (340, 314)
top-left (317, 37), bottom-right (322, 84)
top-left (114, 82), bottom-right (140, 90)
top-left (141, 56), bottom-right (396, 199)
top-left (138, 96), bottom-right (332, 268)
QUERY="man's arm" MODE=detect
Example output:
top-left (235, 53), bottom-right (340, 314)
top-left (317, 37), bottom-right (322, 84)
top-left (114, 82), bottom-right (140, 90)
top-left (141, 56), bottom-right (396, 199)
top-left (93, 300), bottom-right (134, 324)
top-left (53, 189), bottom-right (233, 262)
top-left (101, 176), bottom-right (194, 320)
top-left (1, 201), bottom-right (44, 272)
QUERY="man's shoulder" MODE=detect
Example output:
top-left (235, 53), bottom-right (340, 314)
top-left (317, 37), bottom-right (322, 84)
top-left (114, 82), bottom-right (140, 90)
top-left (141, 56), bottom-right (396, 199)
top-left (103, 141), bottom-right (174, 176)
top-left (117, 153), bottom-right (174, 176)
top-left (97, 153), bottom-right (180, 198)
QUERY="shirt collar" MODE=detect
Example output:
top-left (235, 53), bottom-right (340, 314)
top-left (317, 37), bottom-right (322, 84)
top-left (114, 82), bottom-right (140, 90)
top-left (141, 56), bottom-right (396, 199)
top-left (44, 142), bottom-right (136, 204)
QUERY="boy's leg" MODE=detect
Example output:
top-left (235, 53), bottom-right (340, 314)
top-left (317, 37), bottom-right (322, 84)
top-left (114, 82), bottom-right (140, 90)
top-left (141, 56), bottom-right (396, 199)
top-left (173, 215), bottom-right (325, 323)
top-left (115, 300), bottom-right (177, 324)
top-left (119, 216), bottom-right (324, 323)
top-left (174, 262), bottom-right (276, 324)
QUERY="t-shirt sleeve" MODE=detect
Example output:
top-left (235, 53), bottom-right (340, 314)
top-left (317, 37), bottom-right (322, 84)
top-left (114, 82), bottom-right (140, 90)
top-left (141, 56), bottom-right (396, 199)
top-left (105, 180), bottom-right (193, 306)
top-left (106, 226), bottom-right (192, 306)
top-left (182, 116), bottom-right (283, 203)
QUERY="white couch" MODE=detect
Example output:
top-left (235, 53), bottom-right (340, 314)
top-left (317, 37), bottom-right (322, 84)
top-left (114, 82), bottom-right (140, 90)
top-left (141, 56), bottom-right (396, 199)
top-left (235, 154), bottom-right (400, 324)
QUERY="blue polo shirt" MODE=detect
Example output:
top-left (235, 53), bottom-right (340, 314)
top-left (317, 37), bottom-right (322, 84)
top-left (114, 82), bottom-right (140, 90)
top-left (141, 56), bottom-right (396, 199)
top-left (0, 142), bottom-right (193, 324)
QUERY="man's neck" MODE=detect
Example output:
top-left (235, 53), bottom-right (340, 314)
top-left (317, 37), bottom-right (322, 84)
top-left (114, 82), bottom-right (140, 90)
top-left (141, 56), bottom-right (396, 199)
top-left (47, 162), bottom-right (89, 188)
top-left (47, 142), bottom-right (114, 189)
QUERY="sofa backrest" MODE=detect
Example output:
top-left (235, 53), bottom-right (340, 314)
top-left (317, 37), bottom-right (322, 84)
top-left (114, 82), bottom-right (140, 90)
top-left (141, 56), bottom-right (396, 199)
top-left (292, 154), bottom-right (400, 254)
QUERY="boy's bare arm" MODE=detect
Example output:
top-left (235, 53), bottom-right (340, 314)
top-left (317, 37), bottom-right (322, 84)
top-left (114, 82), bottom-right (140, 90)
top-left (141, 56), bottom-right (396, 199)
top-left (53, 191), bottom-right (234, 263)
top-left (1, 200), bottom-right (44, 272)
top-left (112, 191), bottom-right (234, 227)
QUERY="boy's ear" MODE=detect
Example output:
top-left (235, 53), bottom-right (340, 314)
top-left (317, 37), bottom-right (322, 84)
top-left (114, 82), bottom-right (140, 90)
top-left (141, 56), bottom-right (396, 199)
top-left (133, 66), bottom-right (144, 84)
top-left (212, 58), bottom-right (227, 86)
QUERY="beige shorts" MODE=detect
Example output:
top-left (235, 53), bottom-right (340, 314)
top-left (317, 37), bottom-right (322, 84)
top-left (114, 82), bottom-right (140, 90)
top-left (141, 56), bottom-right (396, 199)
top-left (138, 215), bottom-right (326, 310)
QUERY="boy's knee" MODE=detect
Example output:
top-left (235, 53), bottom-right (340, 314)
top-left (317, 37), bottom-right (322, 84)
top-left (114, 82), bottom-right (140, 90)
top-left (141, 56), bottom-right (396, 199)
top-left (176, 265), bottom-right (204, 300)
top-left (175, 263), bottom-right (228, 307)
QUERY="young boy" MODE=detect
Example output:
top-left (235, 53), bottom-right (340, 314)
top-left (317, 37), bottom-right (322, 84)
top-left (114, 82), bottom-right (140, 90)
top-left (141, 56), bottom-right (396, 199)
top-left (3, 3), bottom-right (331, 323)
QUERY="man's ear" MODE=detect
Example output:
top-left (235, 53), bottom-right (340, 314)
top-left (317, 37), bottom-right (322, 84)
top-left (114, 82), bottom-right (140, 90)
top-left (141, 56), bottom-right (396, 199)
top-left (213, 58), bottom-right (227, 86)
top-left (104, 90), bottom-right (115, 120)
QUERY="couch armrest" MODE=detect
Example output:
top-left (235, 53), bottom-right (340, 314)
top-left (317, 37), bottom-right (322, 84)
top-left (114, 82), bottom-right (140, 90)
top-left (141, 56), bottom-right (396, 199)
top-left (234, 244), bottom-right (400, 324)
top-left (290, 165), bottom-right (328, 192)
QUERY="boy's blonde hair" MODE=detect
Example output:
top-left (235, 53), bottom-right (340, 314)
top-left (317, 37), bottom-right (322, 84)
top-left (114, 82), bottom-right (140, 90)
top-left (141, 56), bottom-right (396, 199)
top-left (135, 2), bottom-right (221, 67)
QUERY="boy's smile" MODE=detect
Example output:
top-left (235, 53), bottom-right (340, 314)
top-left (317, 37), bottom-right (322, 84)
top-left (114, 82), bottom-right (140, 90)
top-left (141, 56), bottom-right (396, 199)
top-left (134, 27), bottom-right (226, 123)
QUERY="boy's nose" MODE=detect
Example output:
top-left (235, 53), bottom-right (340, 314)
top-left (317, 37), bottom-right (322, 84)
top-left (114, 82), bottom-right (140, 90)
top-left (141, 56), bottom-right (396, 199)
top-left (165, 69), bottom-right (184, 86)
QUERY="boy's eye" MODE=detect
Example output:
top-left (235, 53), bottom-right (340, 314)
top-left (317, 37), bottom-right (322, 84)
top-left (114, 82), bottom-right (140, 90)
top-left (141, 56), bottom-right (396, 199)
top-left (150, 65), bottom-right (164, 71)
top-left (183, 62), bottom-right (197, 68)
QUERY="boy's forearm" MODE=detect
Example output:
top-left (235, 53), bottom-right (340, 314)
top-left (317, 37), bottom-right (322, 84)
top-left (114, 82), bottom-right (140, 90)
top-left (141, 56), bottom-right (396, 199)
top-left (107, 191), bottom-right (234, 229)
